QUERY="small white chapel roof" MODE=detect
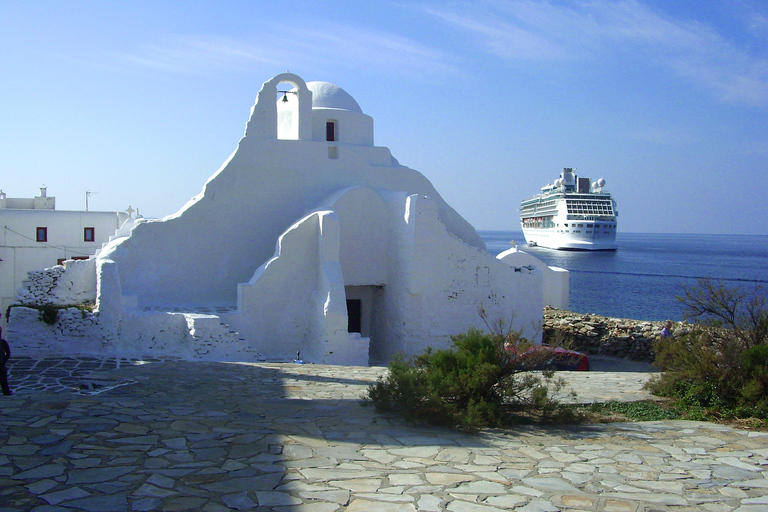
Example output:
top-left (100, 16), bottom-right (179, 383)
top-left (306, 81), bottom-right (363, 113)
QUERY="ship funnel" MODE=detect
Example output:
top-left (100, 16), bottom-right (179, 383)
top-left (560, 168), bottom-right (576, 186)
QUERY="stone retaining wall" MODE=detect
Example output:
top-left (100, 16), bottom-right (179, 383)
top-left (542, 307), bottom-right (687, 363)
top-left (15, 259), bottom-right (97, 307)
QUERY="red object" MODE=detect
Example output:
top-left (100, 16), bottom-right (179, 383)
top-left (506, 344), bottom-right (590, 371)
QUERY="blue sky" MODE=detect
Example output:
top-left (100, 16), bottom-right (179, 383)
top-left (1, 0), bottom-right (767, 235)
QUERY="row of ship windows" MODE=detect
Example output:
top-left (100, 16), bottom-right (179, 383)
top-left (566, 201), bottom-right (612, 207)
top-left (521, 219), bottom-right (555, 228)
top-left (560, 223), bottom-right (616, 228)
top-left (567, 207), bottom-right (613, 214)
top-left (521, 207), bottom-right (557, 215)
top-left (35, 227), bottom-right (96, 243)
top-left (556, 223), bottom-right (615, 234)
top-left (559, 231), bottom-right (613, 234)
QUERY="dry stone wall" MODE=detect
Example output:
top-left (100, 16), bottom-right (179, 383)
top-left (15, 260), bottom-right (97, 307)
top-left (16, 267), bottom-right (68, 305)
top-left (543, 307), bottom-right (687, 362)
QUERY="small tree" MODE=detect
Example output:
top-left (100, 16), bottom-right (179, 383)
top-left (364, 327), bottom-right (576, 430)
top-left (650, 278), bottom-right (768, 421)
top-left (677, 277), bottom-right (767, 348)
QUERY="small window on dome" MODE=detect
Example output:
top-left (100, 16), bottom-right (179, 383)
top-left (326, 121), bottom-right (336, 142)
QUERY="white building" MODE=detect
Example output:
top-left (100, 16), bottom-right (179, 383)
top-left (497, 245), bottom-right (569, 310)
top-left (0, 188), bottom-right (131, 328)
top-left (7, 72), bottom-right (568, 365)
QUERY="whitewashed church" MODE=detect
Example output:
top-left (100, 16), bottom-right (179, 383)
top-left (7, 73), bottom-right (568, 365)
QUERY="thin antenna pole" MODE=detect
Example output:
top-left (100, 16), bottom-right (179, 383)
top-left (86, 190), bottom-right (98, 211)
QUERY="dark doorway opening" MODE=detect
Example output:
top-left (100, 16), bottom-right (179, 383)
top-left (346, 299), bottom-right (361, 333)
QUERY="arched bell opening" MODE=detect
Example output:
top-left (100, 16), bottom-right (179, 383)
top-left (276, 80), bottom-right (300, 140)
top-left (246, 72), bottom-right (312, 141)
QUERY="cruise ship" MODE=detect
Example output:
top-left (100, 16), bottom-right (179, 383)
top-left (520, 168), bottom-right (618, 251)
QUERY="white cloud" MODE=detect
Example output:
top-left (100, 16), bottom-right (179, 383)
top-left (422, 0), bottom-right (768, 107)
top-left (108, 23), bottom-right (458, 78)
top-left (421, 6), bottom-right (572, 60)
top-left (735, 0), bottom-right (768, 39)
top-left (113, 35), bottom-right (282, 74)
top-left (276, 22), bottom-right (460, 76)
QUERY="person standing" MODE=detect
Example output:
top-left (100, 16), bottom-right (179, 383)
top-left (0, 327), bottom-right (11, 396)
top-left (660, 320), bottom-right (673, 338)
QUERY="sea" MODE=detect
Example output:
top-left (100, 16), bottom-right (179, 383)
top-left (479, 230), bottom-right (768, 322)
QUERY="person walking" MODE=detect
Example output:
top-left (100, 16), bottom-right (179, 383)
top-left (0, 327), bottom-right (11, 396)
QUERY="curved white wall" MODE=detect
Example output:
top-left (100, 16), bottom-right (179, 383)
top-left (497, 247), bottom-right (569, 310)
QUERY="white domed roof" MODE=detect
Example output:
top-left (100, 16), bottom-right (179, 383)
top-left (306, 81), bottom-right (363, 113)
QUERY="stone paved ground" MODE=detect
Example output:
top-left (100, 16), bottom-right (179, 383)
top-left (1, 358), bottom-right (767, 511)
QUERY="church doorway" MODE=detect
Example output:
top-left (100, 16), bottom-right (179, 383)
top-left (346, 299), bottom-right (362, 333)
top-left (344, 286), bottom-right (384, 352)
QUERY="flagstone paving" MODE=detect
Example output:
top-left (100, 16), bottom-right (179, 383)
top-left (0, 357), bottom-right (766, 511)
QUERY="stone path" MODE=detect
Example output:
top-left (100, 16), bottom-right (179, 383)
top-left (3, 357), bottom-right (155, 395)
top-left (1, 358), bottom-right (766, 511)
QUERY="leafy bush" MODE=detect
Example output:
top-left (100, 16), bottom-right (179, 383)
top-left (364, 327), bottom-right (577, 430)
top-left (740, 344), bottom-right (768, 413)
top-left (40, 305), bottom-right (59, 325)
top-left (648, 278), bottom-right (768, 422)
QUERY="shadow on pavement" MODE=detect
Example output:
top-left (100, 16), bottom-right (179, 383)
top-left (588, 355), bottom-right (659, 372)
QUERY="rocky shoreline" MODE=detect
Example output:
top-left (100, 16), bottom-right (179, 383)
top-left (542, 307), bottom-right (686, 363)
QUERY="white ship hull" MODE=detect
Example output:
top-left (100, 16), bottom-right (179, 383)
top-left (521, 225), bottom-right (617, 251)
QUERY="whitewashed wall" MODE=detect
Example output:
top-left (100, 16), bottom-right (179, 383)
top-left (498, 247), bottom-right (569, 310)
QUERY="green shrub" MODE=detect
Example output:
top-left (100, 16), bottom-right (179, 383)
top-left (740, 344), bottom-right (768, 413)
top-left (364, 327), bottom-right (576, 430)
top-left (650, 328), bottom-right (753, 420)
top-left (652, 328), bottom-right (740, 397)
top-left (40, 305), bottom-right (59, 325)
top-left (7, 302), bottom-right (95, 325)
top-left (648, 278), bottom-right (768, 423)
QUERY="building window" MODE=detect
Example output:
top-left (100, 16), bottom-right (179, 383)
top-left (36, 227), bottom-right (47, 242)
top-left (326, 121), bottom-right (336, 142)
top-left (57, 256), bottom-right (89, 265)
top-left (84, 227), bottom-right (95, 242)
